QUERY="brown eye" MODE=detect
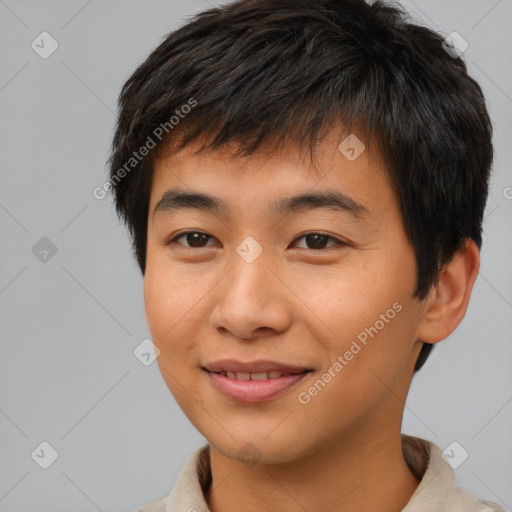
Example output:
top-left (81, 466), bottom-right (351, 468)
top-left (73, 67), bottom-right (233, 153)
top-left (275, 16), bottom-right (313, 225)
top-left (166, 231), bottom-right (346, 251)
top-left (292, 233), bottom-right (345, 250)
top-left (168, 231), bottom-right (217, 248)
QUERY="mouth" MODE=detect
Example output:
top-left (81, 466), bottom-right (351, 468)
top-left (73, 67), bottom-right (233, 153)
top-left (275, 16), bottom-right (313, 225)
top-left (202, 360), bottom-right (312, 403)
top-left (208, 370), bottom-right (303, 380)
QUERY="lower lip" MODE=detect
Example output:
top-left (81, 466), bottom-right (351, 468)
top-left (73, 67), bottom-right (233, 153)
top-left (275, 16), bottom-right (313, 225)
top-left (206, 371), bottom-right (309, 403)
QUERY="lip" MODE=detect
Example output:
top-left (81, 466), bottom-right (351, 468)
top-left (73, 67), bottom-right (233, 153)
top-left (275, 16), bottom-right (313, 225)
top-left (202, 359), bottom-right (312, 403)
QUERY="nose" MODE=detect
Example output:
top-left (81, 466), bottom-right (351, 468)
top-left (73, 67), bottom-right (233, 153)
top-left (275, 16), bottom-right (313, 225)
top-left (210, 252), bottom-right (293, 341)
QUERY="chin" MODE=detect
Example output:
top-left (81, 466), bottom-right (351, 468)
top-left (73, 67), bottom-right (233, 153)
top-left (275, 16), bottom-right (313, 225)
top-left (200, 424), bottom-right (314, 466)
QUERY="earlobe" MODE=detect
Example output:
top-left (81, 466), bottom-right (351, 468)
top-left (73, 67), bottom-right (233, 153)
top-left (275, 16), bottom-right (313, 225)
top-left (416, 239), bottom-right (480, 344)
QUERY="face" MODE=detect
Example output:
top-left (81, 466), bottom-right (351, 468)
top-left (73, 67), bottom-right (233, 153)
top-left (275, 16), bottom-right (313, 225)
top-left (144, 130), bottom-right (428, 464)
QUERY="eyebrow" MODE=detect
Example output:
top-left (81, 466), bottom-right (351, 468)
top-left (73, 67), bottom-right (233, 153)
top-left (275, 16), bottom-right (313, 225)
top-left (153, 188), bottom-right (369, 220)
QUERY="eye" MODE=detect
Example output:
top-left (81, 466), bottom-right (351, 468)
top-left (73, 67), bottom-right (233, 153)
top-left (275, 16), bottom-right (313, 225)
top-left (166, 231), bottom-right (346, 250)
top-left (291, 232), bottom-right (346, 250)
top-left (167, 231), bottom-right (218, 248)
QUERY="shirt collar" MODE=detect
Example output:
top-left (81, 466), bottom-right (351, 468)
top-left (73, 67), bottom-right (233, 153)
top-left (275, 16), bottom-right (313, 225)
top-left (159, 435), bottom-right (501, 512)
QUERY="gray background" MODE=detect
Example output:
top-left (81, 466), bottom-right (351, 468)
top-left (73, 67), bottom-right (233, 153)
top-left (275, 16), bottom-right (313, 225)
top-left (0, 1), bottom-right (511, 511)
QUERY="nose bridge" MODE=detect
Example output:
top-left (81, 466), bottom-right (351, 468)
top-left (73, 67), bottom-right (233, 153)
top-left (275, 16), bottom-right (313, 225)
top-left (228, 250), bottom-right (272, 304)
top-left (211, 244), bottom-right (290, 338)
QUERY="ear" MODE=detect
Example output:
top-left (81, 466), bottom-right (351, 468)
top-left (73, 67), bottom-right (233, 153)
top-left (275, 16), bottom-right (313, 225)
top-left (416, 238), bottom-right (480, 344)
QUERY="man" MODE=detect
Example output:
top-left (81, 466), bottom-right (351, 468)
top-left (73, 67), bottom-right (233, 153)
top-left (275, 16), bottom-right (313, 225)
top-left (108, 0), bottom-right (501, 510)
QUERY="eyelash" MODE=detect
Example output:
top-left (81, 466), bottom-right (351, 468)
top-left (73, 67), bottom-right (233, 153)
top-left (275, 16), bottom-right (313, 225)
top-left (165, 231), bottom-right (347, 251)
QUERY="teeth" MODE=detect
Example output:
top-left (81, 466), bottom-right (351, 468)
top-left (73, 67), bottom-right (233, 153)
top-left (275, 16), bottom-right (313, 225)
top-left (222, 371), bottom-right (287, 380)
top-left (250, 372), bottom-right (268, 380)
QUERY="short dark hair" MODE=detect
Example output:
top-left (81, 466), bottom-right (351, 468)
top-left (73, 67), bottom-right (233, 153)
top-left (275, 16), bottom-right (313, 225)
top-left (108, 0), bottom-right (493, 372)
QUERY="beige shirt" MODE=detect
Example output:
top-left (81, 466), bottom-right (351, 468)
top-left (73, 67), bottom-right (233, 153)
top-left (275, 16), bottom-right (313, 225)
top-left (138, 435), bottom-right (503, 512)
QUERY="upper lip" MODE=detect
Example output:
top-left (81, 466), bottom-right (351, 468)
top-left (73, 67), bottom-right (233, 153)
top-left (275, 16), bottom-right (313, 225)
top-left (203, 359), bottom-right (312, 374)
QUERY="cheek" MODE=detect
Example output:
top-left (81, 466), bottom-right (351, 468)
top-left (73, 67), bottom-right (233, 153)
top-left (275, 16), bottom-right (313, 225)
top-left (144, 250), bottom-right (204, 340)
top-left (143, 259), bottom-right (205, 403)
top-left (143, 252), bottom-right (223, 386)
top-left (319, 299), bottom-right (421, 415)
top-left (288, 262), bottom-right (405, 342)
top-left (144, 262), bottom-right (175, 343)
top-left (294, 262), bottom-right (418, 383)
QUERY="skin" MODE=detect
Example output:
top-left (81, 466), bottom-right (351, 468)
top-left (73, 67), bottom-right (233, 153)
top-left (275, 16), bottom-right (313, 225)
top-left (144, 128), bottom-right (480, 512)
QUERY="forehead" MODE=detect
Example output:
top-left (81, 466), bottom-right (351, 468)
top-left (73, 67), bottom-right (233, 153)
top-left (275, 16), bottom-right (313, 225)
top-left (149, 129), bottom-right (395, 220)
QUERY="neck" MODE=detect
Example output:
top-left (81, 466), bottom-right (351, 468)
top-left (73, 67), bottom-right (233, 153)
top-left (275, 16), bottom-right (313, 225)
top-left (205, 426), bottom-right (420, 512)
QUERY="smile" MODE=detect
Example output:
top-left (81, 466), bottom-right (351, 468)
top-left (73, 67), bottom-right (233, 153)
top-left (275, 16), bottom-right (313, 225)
top-left (213, 370), bottom-right (301, 380)
top-left (202, 360), bottom-right (312, 403)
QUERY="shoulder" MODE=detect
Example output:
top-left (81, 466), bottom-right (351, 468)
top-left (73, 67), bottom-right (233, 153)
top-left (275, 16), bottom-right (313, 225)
top-left (135, 445), bottom-right (211, 512)
top-left (402, 435), bottom-right (504, 512)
